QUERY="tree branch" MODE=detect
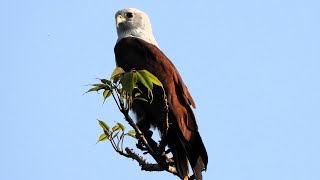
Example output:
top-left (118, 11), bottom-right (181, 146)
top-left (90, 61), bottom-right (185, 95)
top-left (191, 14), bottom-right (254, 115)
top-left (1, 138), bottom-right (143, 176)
top-left (125, 148), bottom-right (177, 175)
top-left (91, 69), bottom-right (183, 179)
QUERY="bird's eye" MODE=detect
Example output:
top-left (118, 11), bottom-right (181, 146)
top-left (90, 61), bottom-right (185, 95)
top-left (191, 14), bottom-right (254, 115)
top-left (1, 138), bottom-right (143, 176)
top-left (126, 12), bottom-right (133, 18)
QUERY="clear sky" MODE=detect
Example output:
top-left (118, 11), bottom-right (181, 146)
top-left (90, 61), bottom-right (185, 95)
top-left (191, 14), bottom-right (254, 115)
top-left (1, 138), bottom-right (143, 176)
top-left (0, 0), bottom-right (319, 180)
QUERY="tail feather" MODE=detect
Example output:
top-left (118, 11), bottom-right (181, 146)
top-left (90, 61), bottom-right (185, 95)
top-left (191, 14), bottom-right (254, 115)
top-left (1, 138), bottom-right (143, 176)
top-left (168, 128), bottom-right (208, 180)
top-left (168, 130), bottom-right (189, 179)
top-left (189, 132), bottom-right (208, 171)
top-left (188, 132), bottom-right (207, 180)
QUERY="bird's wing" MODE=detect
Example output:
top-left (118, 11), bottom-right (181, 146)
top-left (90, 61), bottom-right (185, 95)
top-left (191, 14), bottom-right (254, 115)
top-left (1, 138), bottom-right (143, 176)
top-left (115, 37), bottom-right (208, 177)
top-left (114, 37), bottom-right (198, 133)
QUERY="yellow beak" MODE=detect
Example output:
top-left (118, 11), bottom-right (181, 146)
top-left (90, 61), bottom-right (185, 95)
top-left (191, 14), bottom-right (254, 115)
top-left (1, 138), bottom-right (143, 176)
top-left (116, 15), bottom-right (126, 27)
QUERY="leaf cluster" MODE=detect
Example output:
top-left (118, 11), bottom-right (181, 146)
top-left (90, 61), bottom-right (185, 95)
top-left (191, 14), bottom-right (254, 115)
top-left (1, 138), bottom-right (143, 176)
top-left (86, 67), bottom-right (163, 111)
top-left (97, 120), bottom-right (136, 154)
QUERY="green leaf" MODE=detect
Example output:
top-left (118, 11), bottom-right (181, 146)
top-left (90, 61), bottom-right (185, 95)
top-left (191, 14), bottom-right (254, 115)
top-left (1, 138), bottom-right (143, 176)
top-left (127, 130), bottom-right (137, 139)
top-left (91, 83), bottom-right (107, 87)
top-left (97, 133), bottom-right (109, 144)
top-left (134, 97), bottom-right (148, 102)
top-left (85, 86), bottom-right (103, 94)
top-left (121, 72), bottom-right (137, 96)
top-left (113, 74), bottom-right (120, 83)
top-left (139, 70), bottom-right (163, 87)
top-left (98, 120), bottom-right (110, 132)
top-left (103, 90), bottom-right (112, 100)
top-left (112, 124), bottom-right (120, 131)
top-left (117, 122), bottom-right (125, 131)
top-left (136, 71), bottom-right (153, 91)
top-left (100, 79), bottom-right (111, 85)
top-left (111, 67), bottom-right (125, 79)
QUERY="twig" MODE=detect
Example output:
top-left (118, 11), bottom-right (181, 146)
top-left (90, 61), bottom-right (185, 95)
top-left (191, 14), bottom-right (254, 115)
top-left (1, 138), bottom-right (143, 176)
top-left (110, 89), bottom-right (122, 111)
top-left (125, 148), bottom-right (177, 174)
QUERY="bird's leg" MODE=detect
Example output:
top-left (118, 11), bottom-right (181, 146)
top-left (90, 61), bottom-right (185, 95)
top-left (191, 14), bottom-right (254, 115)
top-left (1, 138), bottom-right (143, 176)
top-left (158, 117), bottom-right (168, 154)
top-left (158, 135), bottom-right (167, 155)
top-left (136, 120), bottom-right (159, 153)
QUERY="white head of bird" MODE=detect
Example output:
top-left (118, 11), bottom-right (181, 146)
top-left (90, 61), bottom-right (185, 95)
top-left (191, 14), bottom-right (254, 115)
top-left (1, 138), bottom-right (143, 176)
top-left (115, 8), bottom-right (159, 48)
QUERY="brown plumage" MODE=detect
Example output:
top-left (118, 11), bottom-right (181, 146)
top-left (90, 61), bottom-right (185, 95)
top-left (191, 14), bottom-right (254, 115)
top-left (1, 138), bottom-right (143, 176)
top-left (114, 37), bottom-right (208, 179)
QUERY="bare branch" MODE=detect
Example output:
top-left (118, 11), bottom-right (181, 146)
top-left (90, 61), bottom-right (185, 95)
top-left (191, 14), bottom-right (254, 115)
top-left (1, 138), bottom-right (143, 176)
top-left (125, 148), bottom-right (177, 175)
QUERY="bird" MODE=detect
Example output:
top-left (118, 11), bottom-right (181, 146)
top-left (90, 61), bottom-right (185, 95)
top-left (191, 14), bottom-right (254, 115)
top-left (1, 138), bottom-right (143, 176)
top-left (114, 8), bottom-right (208, 180)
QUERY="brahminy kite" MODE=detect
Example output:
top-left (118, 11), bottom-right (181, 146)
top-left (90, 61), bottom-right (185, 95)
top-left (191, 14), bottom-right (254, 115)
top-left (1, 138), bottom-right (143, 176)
top-left (114, 8), bottom-right (208, 180)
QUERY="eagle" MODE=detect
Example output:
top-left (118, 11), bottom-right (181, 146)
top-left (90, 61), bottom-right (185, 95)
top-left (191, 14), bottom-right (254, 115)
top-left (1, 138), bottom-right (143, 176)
top-left (114, 8), bottom-right (208, 180)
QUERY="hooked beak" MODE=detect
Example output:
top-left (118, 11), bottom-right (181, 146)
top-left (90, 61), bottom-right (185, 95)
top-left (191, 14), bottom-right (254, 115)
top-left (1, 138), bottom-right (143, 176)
top-left (116, 15), bottom-right (126, 28)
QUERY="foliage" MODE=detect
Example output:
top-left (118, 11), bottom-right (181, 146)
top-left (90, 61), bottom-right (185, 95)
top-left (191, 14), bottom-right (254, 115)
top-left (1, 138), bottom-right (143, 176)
top-left (85, 67), bottom-right (163, 110)
top-left (86, 67), bottom-right (177, 177)
top-left (96, 120), bottom-right (136, 154)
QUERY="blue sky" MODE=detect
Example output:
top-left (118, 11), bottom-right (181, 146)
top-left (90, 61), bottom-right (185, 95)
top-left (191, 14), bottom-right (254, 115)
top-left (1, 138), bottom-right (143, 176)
top-left (1, 0), bottom-right (319, 180)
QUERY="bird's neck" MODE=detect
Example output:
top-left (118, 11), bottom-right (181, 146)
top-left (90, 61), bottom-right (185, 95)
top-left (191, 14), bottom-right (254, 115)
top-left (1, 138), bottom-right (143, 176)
top-left (117, 29), bottom-right (160, 48)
